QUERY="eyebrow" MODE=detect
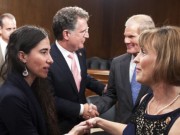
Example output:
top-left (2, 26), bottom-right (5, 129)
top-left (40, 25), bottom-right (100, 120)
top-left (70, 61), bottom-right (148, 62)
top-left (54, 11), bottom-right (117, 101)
top-left (40, 48), bottom-right (49, 51)
top-left (82, 27), bottom-right (89, 31)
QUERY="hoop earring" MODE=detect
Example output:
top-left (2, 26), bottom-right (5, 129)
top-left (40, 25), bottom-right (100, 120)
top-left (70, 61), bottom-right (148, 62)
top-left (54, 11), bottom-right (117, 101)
top-left (22, 67), bottom-right (29, 77)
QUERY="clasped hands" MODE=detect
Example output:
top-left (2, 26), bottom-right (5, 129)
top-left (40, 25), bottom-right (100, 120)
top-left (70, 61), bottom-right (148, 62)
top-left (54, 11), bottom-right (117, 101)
top-left (82, 103), bottom-right (99, 119)
top-left (68, 104), bottom-right (104, 134)
top-left (68, 117), bottom-right (98, 135)
top-left (69, 103), bottom-right (98, 134)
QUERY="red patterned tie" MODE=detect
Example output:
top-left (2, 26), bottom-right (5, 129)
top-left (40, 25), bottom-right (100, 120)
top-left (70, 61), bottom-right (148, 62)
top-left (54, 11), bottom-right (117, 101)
top-left (68, 53), bottom-right (81, 91)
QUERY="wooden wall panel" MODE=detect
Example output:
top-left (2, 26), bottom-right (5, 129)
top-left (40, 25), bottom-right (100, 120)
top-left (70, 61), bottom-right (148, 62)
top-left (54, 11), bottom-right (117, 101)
top-left (1, 0), bottom-right (180, 59)
top-left (109, 0), bottom-right (180, 58)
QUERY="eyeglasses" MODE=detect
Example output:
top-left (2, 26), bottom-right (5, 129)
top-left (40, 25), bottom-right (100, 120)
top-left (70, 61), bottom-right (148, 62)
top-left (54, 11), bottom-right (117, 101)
top-left (67, 27), bottom-right (89, 37)
top-left (80, 27), bottom-right (89, 37)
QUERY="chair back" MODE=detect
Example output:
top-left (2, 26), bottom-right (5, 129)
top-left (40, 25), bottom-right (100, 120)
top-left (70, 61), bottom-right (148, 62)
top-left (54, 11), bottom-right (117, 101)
top-left (87, 57), bottom-right (111, 70)
top-left (86, 95), bottom-right (115, 121)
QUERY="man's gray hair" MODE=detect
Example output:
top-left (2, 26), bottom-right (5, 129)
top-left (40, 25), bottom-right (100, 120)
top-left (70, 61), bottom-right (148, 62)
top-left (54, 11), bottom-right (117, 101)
top-left (125, 14), bottom-right (155, 33)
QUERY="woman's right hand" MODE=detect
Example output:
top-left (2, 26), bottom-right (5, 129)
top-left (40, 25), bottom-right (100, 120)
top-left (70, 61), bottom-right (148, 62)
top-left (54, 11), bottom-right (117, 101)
top-left (67, 121), bottom-right (93, 135)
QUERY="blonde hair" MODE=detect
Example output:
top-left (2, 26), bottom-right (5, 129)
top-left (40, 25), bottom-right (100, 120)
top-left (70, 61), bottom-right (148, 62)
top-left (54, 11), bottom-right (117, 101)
top-left (139, 26), bottom-right (180, 85)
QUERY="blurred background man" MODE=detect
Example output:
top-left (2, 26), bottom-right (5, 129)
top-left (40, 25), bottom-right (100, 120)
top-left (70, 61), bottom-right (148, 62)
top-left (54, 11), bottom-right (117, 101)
top-left (0, 13), bottom-right (16, 85)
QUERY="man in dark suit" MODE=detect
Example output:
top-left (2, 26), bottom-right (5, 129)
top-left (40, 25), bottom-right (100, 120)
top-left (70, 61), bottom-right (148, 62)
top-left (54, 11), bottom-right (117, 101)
top-left (48, 6), bottom-right (105, 134)
top-left (90, 14), bottom-right (155, 124)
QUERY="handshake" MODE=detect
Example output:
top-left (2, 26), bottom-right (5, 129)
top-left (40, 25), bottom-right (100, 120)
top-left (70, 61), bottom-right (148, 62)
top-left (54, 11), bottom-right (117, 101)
top-left (67, 104), bottom-right (99, 134)
top-left (82, 84), bottom-right (108, 120)
top-left (82, 103), bottom-right (99, 119)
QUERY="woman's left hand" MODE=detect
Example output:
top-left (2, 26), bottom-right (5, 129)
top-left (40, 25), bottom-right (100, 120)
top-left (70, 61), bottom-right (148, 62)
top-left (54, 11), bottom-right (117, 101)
top-left (67, 121), bottom-right (92, 135)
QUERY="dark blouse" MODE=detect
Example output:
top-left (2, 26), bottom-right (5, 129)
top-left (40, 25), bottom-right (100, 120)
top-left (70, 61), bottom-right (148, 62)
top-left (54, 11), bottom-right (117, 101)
top-left (0, 72), bottom-right (47, 135)
top-left (123, 93), bottom-right (180, 135)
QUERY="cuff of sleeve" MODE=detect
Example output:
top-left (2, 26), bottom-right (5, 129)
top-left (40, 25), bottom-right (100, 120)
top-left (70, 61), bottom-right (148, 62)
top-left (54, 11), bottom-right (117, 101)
top-left (80, 104), bottom-right (84, 115)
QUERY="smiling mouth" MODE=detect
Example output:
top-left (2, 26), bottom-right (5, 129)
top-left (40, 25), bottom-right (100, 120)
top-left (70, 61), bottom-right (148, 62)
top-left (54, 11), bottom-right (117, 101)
top-left (136, 68), bottom-right (141, 73)
top-left (126, 44), bottom-right (135, 48)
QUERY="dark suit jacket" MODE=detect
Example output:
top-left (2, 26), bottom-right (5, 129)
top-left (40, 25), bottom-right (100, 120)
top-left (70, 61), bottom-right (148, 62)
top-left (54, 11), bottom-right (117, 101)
top-left (91, 53), bottom-right (151, 123)
top-left (48, 43), bottom-right (104, 133)
top-left (0, 73), bottom-right (47, 135)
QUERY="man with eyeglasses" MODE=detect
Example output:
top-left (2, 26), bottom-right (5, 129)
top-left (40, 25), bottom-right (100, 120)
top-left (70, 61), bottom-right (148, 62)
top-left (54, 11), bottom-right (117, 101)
top-left (48, 6), bottom-right (106, 134)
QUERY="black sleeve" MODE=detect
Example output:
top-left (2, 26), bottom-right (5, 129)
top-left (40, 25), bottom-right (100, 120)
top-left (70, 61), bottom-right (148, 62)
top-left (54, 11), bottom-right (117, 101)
top-left (0, 95), bottom-right (39, 135)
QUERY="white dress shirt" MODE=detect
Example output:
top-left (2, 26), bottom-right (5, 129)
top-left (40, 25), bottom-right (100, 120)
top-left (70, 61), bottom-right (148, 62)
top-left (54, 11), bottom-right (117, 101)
top-left (55, 41), bottom-right (84, 115)
top-left (129, 55), bottom-right (136, 82)
top-left (0, 37), bottom-right (8, 60)
top-left (55, 41), bottom-right (81, 72)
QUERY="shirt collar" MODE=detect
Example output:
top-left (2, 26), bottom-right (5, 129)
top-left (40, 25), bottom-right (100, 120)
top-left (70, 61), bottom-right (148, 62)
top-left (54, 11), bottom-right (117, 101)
top-left (0, 37), bottom-right (8, 60)
top-left (55, 40), bottom-right (76, 58)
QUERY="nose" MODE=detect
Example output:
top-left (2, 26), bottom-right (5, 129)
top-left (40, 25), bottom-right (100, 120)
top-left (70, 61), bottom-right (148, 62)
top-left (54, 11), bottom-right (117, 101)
top-left (134, 52), bottom-right (140, 64)
top-left (10, 29), bottom-right (16, 35)
top-left (47, 55), bottom-right (53, 64)
top-left (84, 31), bottom-right (89, 38)
top-left (124, 37), bottom-right (130, 44)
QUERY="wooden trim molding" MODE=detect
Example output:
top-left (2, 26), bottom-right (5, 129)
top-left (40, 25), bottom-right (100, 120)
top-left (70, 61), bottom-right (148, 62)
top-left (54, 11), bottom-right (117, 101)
top-left (86, 69), bottom-right (109, 96)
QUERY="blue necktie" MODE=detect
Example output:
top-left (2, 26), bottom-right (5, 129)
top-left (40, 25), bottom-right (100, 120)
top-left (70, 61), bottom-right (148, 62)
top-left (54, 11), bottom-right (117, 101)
top-left (131, 67), bottom-right (141, 105)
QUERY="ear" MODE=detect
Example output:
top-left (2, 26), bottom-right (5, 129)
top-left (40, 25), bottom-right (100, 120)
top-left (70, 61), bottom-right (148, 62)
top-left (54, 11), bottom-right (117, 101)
top-left (18, 51), bottom-right (27, 63)
top-left (63, 30), bottom-right (70, 40)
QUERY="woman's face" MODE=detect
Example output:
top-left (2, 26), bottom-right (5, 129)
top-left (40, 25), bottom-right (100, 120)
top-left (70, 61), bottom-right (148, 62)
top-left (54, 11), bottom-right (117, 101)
top-left (134, 46), bottom-right (157, 85)
top-left (23, 37), bottom-right (53, 80)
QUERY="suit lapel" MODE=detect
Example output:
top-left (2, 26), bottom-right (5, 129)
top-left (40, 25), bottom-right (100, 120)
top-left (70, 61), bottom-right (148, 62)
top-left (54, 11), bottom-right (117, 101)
top-left (76, 50), bottom-right (85, 77)
top-left (0, 46), bottom-right (5, 85)
top-left (76, 50), bottom-right (85, 92)
top-left (7, 73), bottom-right (47, 135)
top-left (0, 45), bottom-right (4, 66)
top-left (120, 54), bottom-right (134, 106)
top-left (122, 54), bottom-right (150, 106)
top-left (123, 54), bottom-right (133, 106)
top-left (51, 44), bottom-right (79, 93)
top-left (121, 54), bottom-right (150, 106)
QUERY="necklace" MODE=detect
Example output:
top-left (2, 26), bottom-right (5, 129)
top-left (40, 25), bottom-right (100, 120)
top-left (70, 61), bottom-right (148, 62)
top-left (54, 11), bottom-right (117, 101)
top-left (147, 93), bottom-right (180, 115)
